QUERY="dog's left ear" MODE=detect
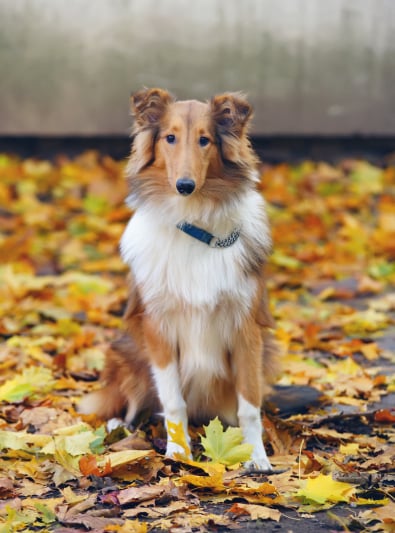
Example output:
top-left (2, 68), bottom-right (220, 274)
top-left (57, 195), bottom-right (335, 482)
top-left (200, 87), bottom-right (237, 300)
top-left (211, 92), bottom-right (253, 163)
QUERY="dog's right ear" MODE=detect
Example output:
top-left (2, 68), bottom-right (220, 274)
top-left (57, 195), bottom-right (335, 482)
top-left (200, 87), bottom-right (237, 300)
top-left (129, 88), bottom-right (174, 174)
top-left (131, 88), bottom-right (174, 130)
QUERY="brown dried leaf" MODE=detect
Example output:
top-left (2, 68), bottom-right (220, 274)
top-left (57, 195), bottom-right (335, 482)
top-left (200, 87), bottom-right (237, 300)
top-left (229, 502), bottom-right (281, 521)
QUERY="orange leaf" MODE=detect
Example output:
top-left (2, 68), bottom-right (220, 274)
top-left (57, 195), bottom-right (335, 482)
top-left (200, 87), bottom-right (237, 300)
top-left (228, 503), bottom-right (250, 516)
top-left (374, 409), bottom-right (395, 423)
top-left (79, 455), bottom-right (112, 477)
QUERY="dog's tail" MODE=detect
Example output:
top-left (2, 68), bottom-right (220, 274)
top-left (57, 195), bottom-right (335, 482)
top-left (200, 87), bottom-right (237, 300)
top-left (78, 334), bottom-right (157, 425)
top-left (78, 383), bottom-right (126, 422)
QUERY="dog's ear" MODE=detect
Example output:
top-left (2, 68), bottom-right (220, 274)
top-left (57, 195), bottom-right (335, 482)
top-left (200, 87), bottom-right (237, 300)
top-left (211, 93), bottom-right (253, 163)
top-left (129, 88), bottom-right (174, 174)
top-left (131, 88), bottom-right (174, 129)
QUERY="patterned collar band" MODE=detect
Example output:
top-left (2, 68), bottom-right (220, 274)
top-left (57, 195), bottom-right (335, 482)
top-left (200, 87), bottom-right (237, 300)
top-left (176, 222), bottom-right (241, 248)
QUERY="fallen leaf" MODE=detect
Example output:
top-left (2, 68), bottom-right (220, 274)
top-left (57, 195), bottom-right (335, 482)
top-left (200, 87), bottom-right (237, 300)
top-left (0, 366), bottom-right (55, 403)
top-left (167, 420), bottom-right (191, 458)
top-left (61, 486), bottom-right (89, 505)
top-left (123, 499), bottom-right (193, 519)
top-left (79, 455), bottom-right (112, 477)
top-left (0, 478), bottom-right (15, 499)
top-left (357, 500), bottom-right (395, 524)
top-left (97, 449), bottom-right (154, 469)
top-left (118, 484), bottom-right (168, 505)
top-left (229, 502), bottom-right (281, 521)
top-left (374, 409), bottom-right (395, 423)
top-left (200, 417), bottom-right (253, 466)
top-left (297, 473), bottom-right (356, 505)
top-left (339, 443), bottom-right (360, 455)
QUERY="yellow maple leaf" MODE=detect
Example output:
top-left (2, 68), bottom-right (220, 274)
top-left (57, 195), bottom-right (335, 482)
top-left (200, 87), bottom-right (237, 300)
top-left (179, 470), bottom-right (226, 491)
top-left (167, 420), bottom-right (191, 458)
top-left (297, 473), bottom-right (356, 505)
top-left (175, 457), bottom-right (227, 489)
top-left (176, 456), bottom-right (225, 477)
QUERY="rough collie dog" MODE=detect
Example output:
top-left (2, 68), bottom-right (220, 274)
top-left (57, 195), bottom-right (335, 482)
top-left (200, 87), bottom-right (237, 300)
top-left (79, 88), bottom-right (278, 470)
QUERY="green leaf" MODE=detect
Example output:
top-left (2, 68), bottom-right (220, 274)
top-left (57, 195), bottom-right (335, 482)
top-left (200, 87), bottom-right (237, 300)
top-left (67, 272), bottom-right (113, 294)
top-left (369, 260), bottom-right (395, 280)
top-left (42, 428), bottom-right (99, 457)
top-left (200, 417), bottom-right (253, 466)
top-left (2, 506), bottom-right (37, 531)
top-left (34, 503), bottom-right (57, 525)
top-left (349, 161), bottom-right (383, 194)
top-left (271, 250), bottom-right (302, 271)
top-left (0, 367), bottom-right (55, 403)
top-left (89, 425), bottom-right (107, 454)
top-left (83, 194), bottom-right (110, 215)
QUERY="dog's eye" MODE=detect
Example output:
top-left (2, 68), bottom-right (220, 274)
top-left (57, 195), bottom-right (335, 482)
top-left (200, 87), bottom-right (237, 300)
top-left (166, 134), bottom-right (176, 144)
top-left (199, 136), bottom-right (210, 147)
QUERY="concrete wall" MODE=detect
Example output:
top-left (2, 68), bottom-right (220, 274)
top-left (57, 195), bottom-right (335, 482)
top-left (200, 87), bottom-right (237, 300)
top-left (1, 0), bottom-right (394, 135)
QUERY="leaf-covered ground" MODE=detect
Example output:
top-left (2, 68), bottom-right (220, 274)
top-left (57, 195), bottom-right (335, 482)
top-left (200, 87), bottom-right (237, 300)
top-left (0, 152), bottom-right (394, 532)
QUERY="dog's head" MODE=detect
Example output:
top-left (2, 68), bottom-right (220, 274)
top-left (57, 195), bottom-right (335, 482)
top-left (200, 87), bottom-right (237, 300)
top-left (129, 88), bottom-right (257, 197)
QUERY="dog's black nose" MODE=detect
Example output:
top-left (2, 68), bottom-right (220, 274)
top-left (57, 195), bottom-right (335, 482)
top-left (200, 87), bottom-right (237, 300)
top-left (176, 178), bottom-right (195, 196)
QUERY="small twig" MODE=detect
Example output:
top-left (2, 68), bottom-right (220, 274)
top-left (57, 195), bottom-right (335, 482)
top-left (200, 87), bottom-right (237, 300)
top-left (298, 438), bottom-right (305, 482)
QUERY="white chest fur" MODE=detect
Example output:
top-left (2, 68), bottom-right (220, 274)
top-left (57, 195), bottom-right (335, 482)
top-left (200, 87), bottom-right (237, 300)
top-left (120, 190), bottom-right (270, 312)
top-left (121, 214), bottom-right (251, 308)
top-left (120, 190), bottom-right (270, 376)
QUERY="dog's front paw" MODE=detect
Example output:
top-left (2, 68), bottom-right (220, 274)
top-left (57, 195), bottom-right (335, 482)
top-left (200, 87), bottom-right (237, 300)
top-left (165, 440), bottom-right (192, 460)
top-left (244, 454), bottom-right (273, 472)
top-left (106, 418), bottom-right (126, 432)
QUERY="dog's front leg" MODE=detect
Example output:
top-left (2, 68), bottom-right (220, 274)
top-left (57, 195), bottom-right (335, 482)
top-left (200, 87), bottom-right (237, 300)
top-left (151, 361), bottom-right (191, 458)
top-left (235, 322), bottom-right (272, 471)
top-left (143, 318), bottom-right (191, 459)
top-left (237, 393), bottom-right (271, 471)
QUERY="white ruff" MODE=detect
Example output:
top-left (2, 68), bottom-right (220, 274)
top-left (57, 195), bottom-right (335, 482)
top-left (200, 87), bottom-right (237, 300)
top-left (121, 190), bottom-right (270, 308)
top-left (120, 188), bottom-right (271, 414)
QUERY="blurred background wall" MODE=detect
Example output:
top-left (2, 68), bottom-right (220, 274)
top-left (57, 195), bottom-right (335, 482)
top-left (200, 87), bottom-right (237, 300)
top-left (0, 0), bottom-right (394, 136)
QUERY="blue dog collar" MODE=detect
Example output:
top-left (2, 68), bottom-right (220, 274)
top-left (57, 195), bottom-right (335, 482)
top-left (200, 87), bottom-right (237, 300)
top-left (176, 222), bottom-right (240, 248)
